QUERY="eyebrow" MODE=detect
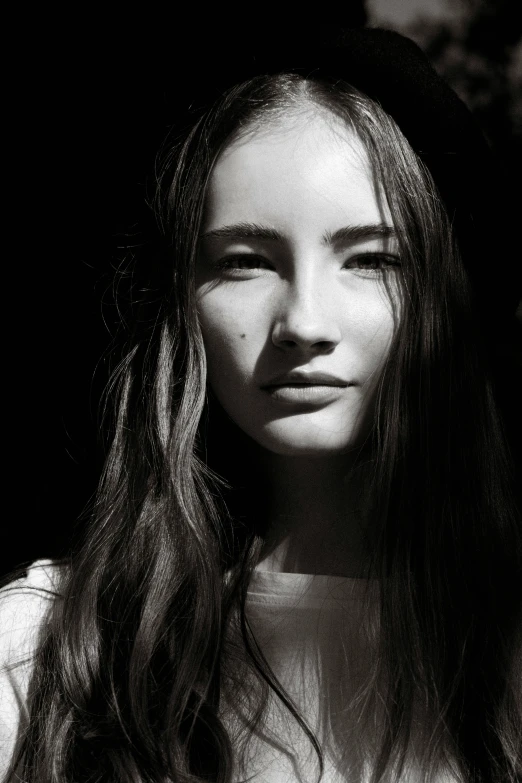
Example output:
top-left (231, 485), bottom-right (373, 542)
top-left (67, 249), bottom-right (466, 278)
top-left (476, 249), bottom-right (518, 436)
top-left (200, 221), bottom-right (397, 245)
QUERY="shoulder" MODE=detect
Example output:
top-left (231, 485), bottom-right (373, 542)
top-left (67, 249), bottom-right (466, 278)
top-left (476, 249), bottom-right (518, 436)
top-left (0, 559), bottom-right (65, 666)
top-left (0, 559), bottom-right (66, 773)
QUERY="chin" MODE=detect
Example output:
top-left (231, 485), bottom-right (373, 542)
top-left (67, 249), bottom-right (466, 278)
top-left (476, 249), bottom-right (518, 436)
top-left (256, 420), bottom-right (366, 458)
top-left (262, 443), bottom-right (357, 457)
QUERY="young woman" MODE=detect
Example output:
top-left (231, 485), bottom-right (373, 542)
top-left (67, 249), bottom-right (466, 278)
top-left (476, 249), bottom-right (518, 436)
top-left (1, 28), bottom-right (521, 783)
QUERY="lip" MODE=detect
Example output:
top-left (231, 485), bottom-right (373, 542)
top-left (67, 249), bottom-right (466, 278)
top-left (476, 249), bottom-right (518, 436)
top-left (261, 371), bottom-right (352, 407)
top-left (261, 370), bottom-right (351, 388)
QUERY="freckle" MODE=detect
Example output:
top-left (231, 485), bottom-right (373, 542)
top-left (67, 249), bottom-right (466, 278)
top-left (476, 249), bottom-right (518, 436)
top-left (240, 333), bottom-right (246, 339)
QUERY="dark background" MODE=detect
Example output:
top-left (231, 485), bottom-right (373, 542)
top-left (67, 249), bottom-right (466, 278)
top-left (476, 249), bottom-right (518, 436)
top-left (5, 2), bottom-right (521, 578)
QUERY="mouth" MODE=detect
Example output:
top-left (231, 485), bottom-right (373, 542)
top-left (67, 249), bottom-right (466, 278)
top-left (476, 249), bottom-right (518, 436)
top-left (261, 376), bottom-right (353, 406)
top-left (261, 371), bottom-right (351, 388)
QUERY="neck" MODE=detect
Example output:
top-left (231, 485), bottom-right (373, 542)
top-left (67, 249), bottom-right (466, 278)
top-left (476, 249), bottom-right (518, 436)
top-left (255, 449), bottom-right (375, 578)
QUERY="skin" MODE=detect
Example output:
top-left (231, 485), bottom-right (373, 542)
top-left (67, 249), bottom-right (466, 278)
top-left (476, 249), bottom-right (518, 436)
top-left (196, 109), bottom-right (401, 576)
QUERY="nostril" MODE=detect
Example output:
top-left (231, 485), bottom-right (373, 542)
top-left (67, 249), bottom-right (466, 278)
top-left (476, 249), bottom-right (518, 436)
top-left (315, 340), bottom-right (335, 350)
top-left (277, 338), bottom-right (336, 353)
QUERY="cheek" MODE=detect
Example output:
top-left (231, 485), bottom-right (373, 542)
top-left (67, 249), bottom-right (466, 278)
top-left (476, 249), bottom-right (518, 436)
top-left (361, 315), bottom-right (395, 368)
top-left (350, 294), bottom-right (398, 378)
top-left (197, 294), bottom-right (264, 385)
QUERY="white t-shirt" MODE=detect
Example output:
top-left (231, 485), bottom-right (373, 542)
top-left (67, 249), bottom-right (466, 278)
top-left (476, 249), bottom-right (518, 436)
top-left (0, 560), bottom-right (64, 779)
top-left (228, 571), bottom-right (460, 782)
top-left (0, 561), bottom-right (460, 782)
top-left (230, 569), bottom-right (380, 782)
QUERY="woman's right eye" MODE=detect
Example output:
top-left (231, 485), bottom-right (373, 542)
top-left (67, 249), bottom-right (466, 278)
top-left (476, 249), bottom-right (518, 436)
top-left (215, 254), bottom-right (272, 272)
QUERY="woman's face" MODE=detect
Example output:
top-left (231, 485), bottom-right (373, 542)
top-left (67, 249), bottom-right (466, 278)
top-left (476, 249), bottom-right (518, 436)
top-left (196, 111), bottom-right (400, 457)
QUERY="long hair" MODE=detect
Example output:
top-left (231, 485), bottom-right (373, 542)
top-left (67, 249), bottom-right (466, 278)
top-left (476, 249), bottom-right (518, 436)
top-left (5, 74), bottom-right (521, 782)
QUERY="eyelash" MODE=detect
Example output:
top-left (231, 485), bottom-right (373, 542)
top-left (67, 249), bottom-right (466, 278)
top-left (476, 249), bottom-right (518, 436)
top-left (215, 253), bottom-right (401, 274)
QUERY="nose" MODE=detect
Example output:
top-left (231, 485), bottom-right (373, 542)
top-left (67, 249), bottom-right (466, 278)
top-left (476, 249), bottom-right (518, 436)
top-left (271, 280), bottom-right (342, 354)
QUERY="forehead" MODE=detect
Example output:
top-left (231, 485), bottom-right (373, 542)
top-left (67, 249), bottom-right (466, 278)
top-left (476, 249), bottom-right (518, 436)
top-left (204, 112), bottom-right (391, 231)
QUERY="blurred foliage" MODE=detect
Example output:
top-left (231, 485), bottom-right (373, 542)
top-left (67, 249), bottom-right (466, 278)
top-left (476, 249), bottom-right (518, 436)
top-left (368, 0), bottom-right (522, 167)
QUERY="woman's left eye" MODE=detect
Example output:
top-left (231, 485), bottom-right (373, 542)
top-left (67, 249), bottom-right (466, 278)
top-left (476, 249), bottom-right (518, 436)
top-left (343, 253), bottom-right (401, 274)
